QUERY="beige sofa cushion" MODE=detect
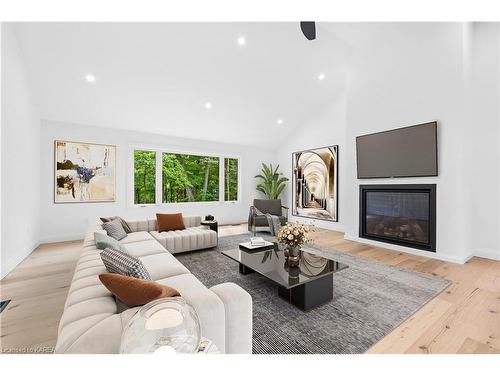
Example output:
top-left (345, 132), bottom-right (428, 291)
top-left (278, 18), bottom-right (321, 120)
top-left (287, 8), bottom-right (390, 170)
top-left (119, 231), bottom-right (154, 244)
top-left (139, 252), bottom-right (190, 280)
top-left (150, 226), bottom-right (217, 253)
top-left (121, 239), bottom-right (166, 258)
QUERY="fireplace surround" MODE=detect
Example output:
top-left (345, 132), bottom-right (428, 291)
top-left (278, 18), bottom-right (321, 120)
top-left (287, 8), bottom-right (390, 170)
top-left (359, 184), bottom-right (436, 252)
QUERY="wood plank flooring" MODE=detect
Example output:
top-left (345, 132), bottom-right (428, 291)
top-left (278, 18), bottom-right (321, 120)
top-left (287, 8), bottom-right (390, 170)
top-left (1, 224), bottom-right (499, 354)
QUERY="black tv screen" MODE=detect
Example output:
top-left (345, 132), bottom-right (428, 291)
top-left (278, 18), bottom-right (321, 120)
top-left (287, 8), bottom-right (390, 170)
top-left (356, 122), bottom-right (438, 179)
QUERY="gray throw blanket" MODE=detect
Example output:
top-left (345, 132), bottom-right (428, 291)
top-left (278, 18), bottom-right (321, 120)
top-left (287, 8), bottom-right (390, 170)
top-left (265, 213), bottom-right (282, 236)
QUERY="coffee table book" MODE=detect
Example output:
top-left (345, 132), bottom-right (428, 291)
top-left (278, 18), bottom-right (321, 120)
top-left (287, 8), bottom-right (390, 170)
top-left (239, 241), bottom-right (275, 251)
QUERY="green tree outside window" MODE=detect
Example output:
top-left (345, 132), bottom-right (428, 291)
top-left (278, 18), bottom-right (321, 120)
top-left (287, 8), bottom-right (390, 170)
top-left (134, 150), bottom-right (156, 204)
top-left (224, 158), bottom-right (238, 201)
top-left (162, 153), bottom-right (219, 203)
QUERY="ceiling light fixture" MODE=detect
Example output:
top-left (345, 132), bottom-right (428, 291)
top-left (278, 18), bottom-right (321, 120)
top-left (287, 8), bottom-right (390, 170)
top-left (277, 119), bottom-right (284, 125)
top-left (204, 102), bottom-right (212, 109)
top-left (237, 36), bottom-right (246, 46)
top-left (85, 74), bottom-right (96, 83)
top-left (318, 73), bottom-right (325, 81)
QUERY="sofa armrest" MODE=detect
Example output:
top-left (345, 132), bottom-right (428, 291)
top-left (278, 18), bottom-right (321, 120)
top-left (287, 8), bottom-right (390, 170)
top-left (55, 313), bottom-right (123, 354)
top-left (184, 289), bottom-right (226, 353)
top-left (210, 282), bottom-right (252, 354)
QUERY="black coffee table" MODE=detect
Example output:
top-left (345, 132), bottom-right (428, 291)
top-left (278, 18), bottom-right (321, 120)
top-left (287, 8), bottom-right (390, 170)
top-left (222, 243), bottom-right (348, 311)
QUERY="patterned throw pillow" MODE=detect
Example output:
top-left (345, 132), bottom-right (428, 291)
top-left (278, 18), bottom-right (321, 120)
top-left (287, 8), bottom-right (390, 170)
top-left (100, 216), bottom-right (132, 233)
top-left (102, 218), bottom-right (127, 241)
top-left (94, 232), bottom-right (121, 250)
top-left (100, 248), bottom-right (151, 280)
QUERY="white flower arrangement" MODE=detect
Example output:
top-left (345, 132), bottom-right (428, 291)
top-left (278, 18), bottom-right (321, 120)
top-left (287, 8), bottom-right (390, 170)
top-left (277, 222), bottom-right (314, 248)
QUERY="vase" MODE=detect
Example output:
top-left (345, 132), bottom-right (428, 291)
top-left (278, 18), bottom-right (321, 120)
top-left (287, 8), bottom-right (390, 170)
top-left (286, 245), bottom-right (301, 267)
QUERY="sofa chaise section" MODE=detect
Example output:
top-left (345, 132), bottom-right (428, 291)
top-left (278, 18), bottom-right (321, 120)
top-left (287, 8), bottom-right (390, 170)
top-left (128, 216), bottom-right (217, 254)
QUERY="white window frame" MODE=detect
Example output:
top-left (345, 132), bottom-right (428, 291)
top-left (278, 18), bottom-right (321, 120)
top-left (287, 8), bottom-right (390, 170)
top-left (129, 144), bottom-right (241, 207)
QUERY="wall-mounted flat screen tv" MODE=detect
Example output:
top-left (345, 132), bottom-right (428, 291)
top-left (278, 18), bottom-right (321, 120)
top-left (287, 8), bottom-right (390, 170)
top-left (356, 121), bottom-right (438, 179)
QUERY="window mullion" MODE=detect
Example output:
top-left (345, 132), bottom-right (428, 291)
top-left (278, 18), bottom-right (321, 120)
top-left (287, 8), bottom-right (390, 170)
top-left (219, 156), bottom-right (224, 202)
top-left (156, 151), bottom-right (162, 205)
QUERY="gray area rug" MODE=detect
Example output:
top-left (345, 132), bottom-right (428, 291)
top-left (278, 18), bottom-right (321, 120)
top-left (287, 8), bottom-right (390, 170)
top-left (175, 234), bottom-right (450, 354)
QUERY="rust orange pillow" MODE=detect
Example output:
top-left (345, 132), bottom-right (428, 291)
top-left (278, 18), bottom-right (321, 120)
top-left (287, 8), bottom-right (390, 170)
top-left (99, 273), bottom-right (180, 307)
top-left (156, 213), bottom-right (186, 232)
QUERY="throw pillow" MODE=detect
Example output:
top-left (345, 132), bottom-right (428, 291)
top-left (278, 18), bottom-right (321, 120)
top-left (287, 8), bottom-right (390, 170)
top-left (156, 213), bottom-right (186, 232)
top-left (100, 248), bottom-right (151, 279)
top-left (100, 216), bottom-right (132, 233)
top-left (94, 232), bottom-right (122, 251)
top-left (99, 273), bottom-right (180, 307)
top-left (102, 218), bottom-right (127, 241)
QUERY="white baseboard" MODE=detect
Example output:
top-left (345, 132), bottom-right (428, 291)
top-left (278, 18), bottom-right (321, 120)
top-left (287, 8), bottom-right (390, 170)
top-left (343, 234), bottom-right (471, 264)
top-left (473, 248), bottom-right (500, 261)
top-left (38, 233), bottom-right (85, 244)
top-left (1, 241), bottom-right (41, 280)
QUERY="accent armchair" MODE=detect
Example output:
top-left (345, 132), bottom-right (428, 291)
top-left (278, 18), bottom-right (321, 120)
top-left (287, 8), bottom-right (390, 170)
top-left (248, 199), bottom-right (289, 235)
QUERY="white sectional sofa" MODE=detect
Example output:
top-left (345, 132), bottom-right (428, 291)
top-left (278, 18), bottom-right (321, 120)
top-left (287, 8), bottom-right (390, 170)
top-left (54, 216), bottom-right (252, 354)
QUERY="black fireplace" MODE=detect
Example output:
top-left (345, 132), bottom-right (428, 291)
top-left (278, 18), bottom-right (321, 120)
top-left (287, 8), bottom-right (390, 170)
top-left (359, 184), bottom-right (436, 252)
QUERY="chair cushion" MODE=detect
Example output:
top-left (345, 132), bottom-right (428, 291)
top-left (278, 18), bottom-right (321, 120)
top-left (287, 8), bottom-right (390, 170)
top-left (254, 199), bottom-right (282, 216)
top-left (102, 218), bottom-right (127, 241)
top-left (254, 215), bottom-right (287, 227)
top-left (100, 248), bottom-right (151, 280)
top-left (99, 273), bottom-right (180, 307)
top-left (156, 213), bottom-right (186, 232)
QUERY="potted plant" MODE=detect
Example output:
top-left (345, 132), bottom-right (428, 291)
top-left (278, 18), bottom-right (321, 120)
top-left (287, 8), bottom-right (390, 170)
top-left (255, 163), bottom-right (288, 199)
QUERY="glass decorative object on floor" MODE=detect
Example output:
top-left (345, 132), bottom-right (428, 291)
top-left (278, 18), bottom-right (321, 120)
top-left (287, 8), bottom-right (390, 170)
top-left (120, 297), bottom-right (201, 354)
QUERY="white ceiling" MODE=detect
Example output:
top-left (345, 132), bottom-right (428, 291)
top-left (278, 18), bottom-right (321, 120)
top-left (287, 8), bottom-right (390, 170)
top-left (12, 22), bottom-right (349, 149)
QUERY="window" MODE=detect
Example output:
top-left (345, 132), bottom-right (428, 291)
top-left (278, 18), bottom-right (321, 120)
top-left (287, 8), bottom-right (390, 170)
top-left (134, 150), bottom-right (156, 204)
top-left (132, 148), bottom-right (239, 205)
top-left (224, 158), bottom-right (238, 201)
top-left (162, 152), bottom-right (219, 203)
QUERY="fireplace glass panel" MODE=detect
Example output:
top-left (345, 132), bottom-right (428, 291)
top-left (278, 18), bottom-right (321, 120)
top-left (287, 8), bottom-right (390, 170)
top-left (365, 191), bottom-right (430, 245)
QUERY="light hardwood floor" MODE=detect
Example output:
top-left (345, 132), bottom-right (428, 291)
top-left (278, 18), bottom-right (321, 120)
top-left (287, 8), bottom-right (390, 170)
top-left (1, 224), bottom-right (499, 354)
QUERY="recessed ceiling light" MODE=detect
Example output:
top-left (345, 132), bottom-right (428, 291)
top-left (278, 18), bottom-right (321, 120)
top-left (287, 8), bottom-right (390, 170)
top-left (318, 73), bottom-right (325, 81)
top-left (277, 119), bottom-right (284, 125)
top-left (204, 102), bottom-right (212, 109)
top-left (85, 74), bottom-right (96, 83)
top-left (237, 36), bottom-right (246, 46)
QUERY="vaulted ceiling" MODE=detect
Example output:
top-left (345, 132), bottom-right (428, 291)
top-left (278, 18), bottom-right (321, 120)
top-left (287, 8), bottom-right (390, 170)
top-left (11, 22), bottom-right (349, 149)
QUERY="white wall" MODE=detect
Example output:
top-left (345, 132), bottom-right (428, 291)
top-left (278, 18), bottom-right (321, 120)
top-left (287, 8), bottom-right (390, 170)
top-left (463, 23), bottom-right (500, 261)
top-left (340, 23), bottom-right (470, 263)
top-left (39, 120), bottom-right (274, 243)
top-left (277, 23), bottom-right (499, 263)
top-left (1, 25), bottom-right (41, 278)
top-left (276, 90), bottom-right (347, 232)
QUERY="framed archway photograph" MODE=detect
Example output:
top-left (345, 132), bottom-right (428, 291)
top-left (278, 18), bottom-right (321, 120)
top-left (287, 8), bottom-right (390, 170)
top-left (292, 145), bottom-right (338, 222)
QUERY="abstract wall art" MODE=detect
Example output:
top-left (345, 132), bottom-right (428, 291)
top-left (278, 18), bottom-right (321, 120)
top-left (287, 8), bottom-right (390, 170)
top-left (292, 145), bottom-right (338, 222)
top-left (54, 140), bottom-right (116, 203)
